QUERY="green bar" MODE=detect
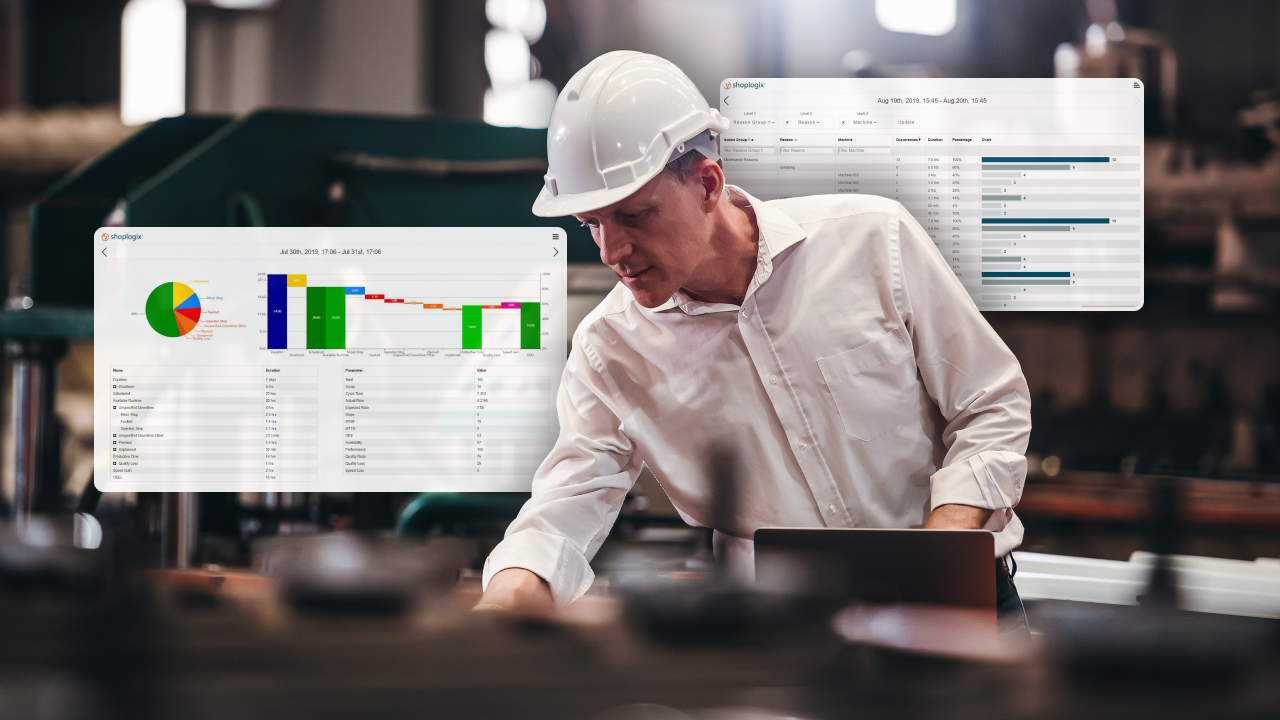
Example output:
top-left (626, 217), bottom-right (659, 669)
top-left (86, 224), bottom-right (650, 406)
top-left (325, 286), bottom-right (346, 349)
top-left (306, 286), bottom-right (326, 349)
top-left (520, 302), bottom-right (540, 349)
top-left (462, 305), bottom-right (482, 349)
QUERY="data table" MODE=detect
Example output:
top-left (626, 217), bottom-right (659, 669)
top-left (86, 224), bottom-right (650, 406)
top-left (341, 365), bottom-right (549, 487)
top-left (109, 365), bottom-right (318, 487)
top-left (719, 78), bottom-right (1144, 310)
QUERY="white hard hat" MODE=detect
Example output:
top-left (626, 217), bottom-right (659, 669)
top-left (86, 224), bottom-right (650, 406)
top-left (531, 51), bottom-right (731, 217)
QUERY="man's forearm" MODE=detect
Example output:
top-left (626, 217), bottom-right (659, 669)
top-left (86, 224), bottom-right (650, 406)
top-left (924, 503), bottom-right (993, 530)
top-left (476, 567), bottom-right (555, 614)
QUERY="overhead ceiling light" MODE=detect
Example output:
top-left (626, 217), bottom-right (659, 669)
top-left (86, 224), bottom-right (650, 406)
top-left (1085, 23), bottom-right (1108, 58)
top-left (483, 0), bottom-right (552, 128)
top-left (485, 28), bottom-right (532, 92)
top-left (120, 0), bottom-right (186, 126)
top-left (486, 0), bottom-right (546, 43)
top-left (841, 49), bottom-right (873, 75)
top-left (484, 79), bottom-right (556, 129)
top-left (874, 0), bottom-right (957, 37)
top-left (1054, 43), bottom-right (1081, 78)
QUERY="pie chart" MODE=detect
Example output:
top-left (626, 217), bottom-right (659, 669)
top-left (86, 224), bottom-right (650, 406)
top-left (145, 282), bottom-right (201, 337)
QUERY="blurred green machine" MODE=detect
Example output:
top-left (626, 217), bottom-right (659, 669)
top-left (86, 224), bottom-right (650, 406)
top-left (15, 111), bottom-right (590, 533)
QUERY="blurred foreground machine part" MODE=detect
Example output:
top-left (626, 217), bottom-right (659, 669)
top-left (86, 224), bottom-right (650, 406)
top-left (2, 457), bottom-right (1280, 718)
top-left (4, 514), bottom-right (1280, 719)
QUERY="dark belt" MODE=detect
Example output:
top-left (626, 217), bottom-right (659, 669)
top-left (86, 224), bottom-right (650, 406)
top-left (996, 553), bottom-right (1016, 583)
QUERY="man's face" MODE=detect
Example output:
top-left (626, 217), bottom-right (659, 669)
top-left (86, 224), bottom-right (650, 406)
top-left (573, 170), bottom-right (714, 308)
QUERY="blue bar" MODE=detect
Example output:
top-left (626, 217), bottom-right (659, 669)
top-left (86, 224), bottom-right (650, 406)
top-left (346, 287), bottom-right (365, 295)
top-left (982, 218), bottom-right (1110, 224)
top-left (981, 156), bottom-right (1110, 162)
top-left (267, 274), bottom-right (287, 349)
top-left (982, 272), bottom-right (1071, 278)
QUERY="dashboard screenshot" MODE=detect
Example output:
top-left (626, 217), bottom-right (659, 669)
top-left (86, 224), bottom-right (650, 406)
top-left (94, 227), bottom-right (566, 493)
top-left (718, 78), bottom-right (1144, 311)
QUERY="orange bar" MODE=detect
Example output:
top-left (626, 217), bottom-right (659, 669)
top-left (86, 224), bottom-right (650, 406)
top-left (481, 304), bottom-right (501, 309)
top-left (423, 303), bottom-right (443, 309)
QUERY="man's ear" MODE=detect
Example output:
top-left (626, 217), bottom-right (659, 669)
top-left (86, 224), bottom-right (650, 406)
top-left (699, 158), bottom-right (725, 212)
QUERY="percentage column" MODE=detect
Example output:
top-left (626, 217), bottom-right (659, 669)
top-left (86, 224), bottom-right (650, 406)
top-left (950, 147), bottom-right (982, 298)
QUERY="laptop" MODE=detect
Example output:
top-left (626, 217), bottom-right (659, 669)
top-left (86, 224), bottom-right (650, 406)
top-left (753, 528), bottom-right (996, 610)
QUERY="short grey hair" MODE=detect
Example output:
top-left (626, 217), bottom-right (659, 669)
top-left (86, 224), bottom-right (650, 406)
top-left (664, 130), bottom-right (723, 182)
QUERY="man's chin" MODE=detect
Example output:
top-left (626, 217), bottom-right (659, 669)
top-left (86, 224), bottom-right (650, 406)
top-left (624, 280), bottom-right (674, 308)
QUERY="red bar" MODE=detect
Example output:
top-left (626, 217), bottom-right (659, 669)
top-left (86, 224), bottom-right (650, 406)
top-left (385, 298), bottom-right (403, 303)
top-left (365, 294), bottom-right (384, 300)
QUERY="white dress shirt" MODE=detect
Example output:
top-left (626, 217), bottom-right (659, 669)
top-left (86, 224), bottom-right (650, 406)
top-left (484, 188), bottom-right (1032, 606)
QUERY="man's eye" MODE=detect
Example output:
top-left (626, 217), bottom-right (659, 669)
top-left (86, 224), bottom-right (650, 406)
top-left (621, 213), bottom-right (640, 221)
top-left (580, 219), bottom-right (599, 228)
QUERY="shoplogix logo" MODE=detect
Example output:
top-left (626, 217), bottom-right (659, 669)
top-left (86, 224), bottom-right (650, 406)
top-left (106, 232), bottom-right (142, 241)
top-left (726, 81), bottom-right (765, 90)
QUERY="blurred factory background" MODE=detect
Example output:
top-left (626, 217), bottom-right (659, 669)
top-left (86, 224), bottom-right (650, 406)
top-left (3, 2), bottom-right (1280, 718)
top-left (0, 0), bottom-right (1279, 566)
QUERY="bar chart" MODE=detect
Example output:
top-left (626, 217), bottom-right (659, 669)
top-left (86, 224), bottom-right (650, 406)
top-left (718, 78), bottom-right (1144, 311)
top-left (266, 273), bottom-right (546, 350)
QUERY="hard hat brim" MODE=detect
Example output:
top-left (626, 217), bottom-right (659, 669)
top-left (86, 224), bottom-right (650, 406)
top-left (531, 167), bottom-right (665, 217)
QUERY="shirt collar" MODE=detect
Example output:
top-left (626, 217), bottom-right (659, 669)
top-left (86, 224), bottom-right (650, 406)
top-left (640, 186), bottom-right (808, 315)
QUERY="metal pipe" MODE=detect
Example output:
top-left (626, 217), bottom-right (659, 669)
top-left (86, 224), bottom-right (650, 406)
top-left (6, 338), bottom-right (63, 526)
top-left (9, 342), bottom-right (37, 524)
top-left (161, 492), bottom-right (200, 569)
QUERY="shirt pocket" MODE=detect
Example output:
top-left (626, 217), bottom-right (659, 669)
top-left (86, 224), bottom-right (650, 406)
top-left (816, 328), bottom-right (920, 441)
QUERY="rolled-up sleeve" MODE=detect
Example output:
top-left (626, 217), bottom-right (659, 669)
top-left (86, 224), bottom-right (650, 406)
top-left (894, 205), bottom-right (1032, 554)
top-left (481, 336), bottom-right (640, 606)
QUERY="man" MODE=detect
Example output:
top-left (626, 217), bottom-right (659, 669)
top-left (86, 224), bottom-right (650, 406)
top-left (478, 51), bottom-right (1032, 630)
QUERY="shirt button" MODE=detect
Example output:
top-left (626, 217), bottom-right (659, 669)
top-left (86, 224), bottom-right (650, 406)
top-left (798, 440), bottom-right (807, 450)
top-left (741, 309), bottom-right (750, 318)
top-left (769, 374), bottom-right (778, 385)
top-left (827, 504), bottom-right (837, 515)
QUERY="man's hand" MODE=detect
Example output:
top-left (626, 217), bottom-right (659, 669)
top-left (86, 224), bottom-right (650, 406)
top-left (924, 503), bottom-right (993, 530)
top-left (475, 568), bottom-right (555, 616)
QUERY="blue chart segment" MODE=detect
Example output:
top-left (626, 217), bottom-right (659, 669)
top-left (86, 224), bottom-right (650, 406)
top-left (267, 274), bottom-right (287, 346)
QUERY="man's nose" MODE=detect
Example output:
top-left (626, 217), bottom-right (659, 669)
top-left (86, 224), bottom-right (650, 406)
top-left (596, 224), bottom-right (632, 266)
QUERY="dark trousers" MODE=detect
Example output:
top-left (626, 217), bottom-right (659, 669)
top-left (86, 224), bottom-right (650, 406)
top-left (996, 555), bottom-right (1030, 637)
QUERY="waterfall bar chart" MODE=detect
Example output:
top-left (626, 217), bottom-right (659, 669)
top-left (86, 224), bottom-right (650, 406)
top-left (265, 274), bottom-right (544, 351)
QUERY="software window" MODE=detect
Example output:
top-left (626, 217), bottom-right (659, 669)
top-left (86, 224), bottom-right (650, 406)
top-left (719, 78), bottom-right (1144, 311)
top-left (94, 227), bottom-right (566, 492)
